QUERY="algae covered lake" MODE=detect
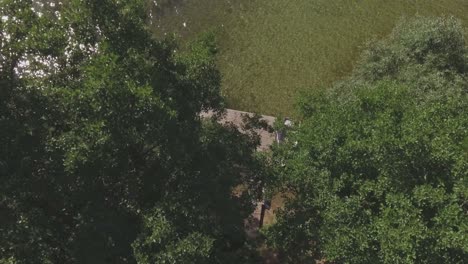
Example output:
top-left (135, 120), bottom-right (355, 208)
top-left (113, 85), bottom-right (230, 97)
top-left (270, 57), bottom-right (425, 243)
top-left (150, 0), bottom-right (468, 116)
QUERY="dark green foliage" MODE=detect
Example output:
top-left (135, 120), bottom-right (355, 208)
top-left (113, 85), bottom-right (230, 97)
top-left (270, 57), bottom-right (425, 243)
top-left (266, 17), bottom-right (468, 263)
top-left (1, 0), bottom-right (261, 263)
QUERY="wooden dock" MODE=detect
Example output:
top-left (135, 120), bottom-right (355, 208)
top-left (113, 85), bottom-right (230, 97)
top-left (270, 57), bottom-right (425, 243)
top-left (201, 109), bottom-right (276, 151)
top-left (202, 108), bottom-right (280, 263)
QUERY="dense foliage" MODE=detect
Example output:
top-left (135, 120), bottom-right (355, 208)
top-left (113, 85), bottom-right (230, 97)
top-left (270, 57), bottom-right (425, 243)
top-left (265, 17), bottom-right (468, 263)
top-left (0, 0), bottom-right (262, 263)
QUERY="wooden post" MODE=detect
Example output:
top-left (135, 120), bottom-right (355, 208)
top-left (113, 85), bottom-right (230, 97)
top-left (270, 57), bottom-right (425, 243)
top-left (259, 204), bottom-right (266, 228)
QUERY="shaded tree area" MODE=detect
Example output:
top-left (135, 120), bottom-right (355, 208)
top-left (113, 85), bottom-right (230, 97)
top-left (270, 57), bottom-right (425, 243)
top-left (265, 17), bottom-right (468, 263)
top-left (1, 0), bottom-right (263, 263)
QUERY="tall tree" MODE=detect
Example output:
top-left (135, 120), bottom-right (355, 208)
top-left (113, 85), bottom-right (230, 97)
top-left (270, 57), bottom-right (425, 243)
top-left (0, 0), bottom-right (261, 263)
top-left (265, 17), bottom-right (468, 263)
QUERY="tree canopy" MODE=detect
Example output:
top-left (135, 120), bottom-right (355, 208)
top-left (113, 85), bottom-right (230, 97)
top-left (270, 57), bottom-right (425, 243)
top-left (2, 1), bottom-right (467, 263)
top-left (265, 16), bottom-right (468, 263)
top-left (1, 0), bottom-right (262, 263)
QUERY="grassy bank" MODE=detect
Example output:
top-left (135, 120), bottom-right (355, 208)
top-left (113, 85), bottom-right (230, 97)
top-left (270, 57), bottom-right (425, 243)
top-left (150, 0), bottom-right (468, 116)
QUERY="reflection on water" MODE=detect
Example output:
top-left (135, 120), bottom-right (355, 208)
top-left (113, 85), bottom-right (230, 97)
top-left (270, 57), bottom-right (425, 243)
top-left (150, 0), bottom-right (185, 18)
top-left (148, 0), bottom-right (245, 39)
